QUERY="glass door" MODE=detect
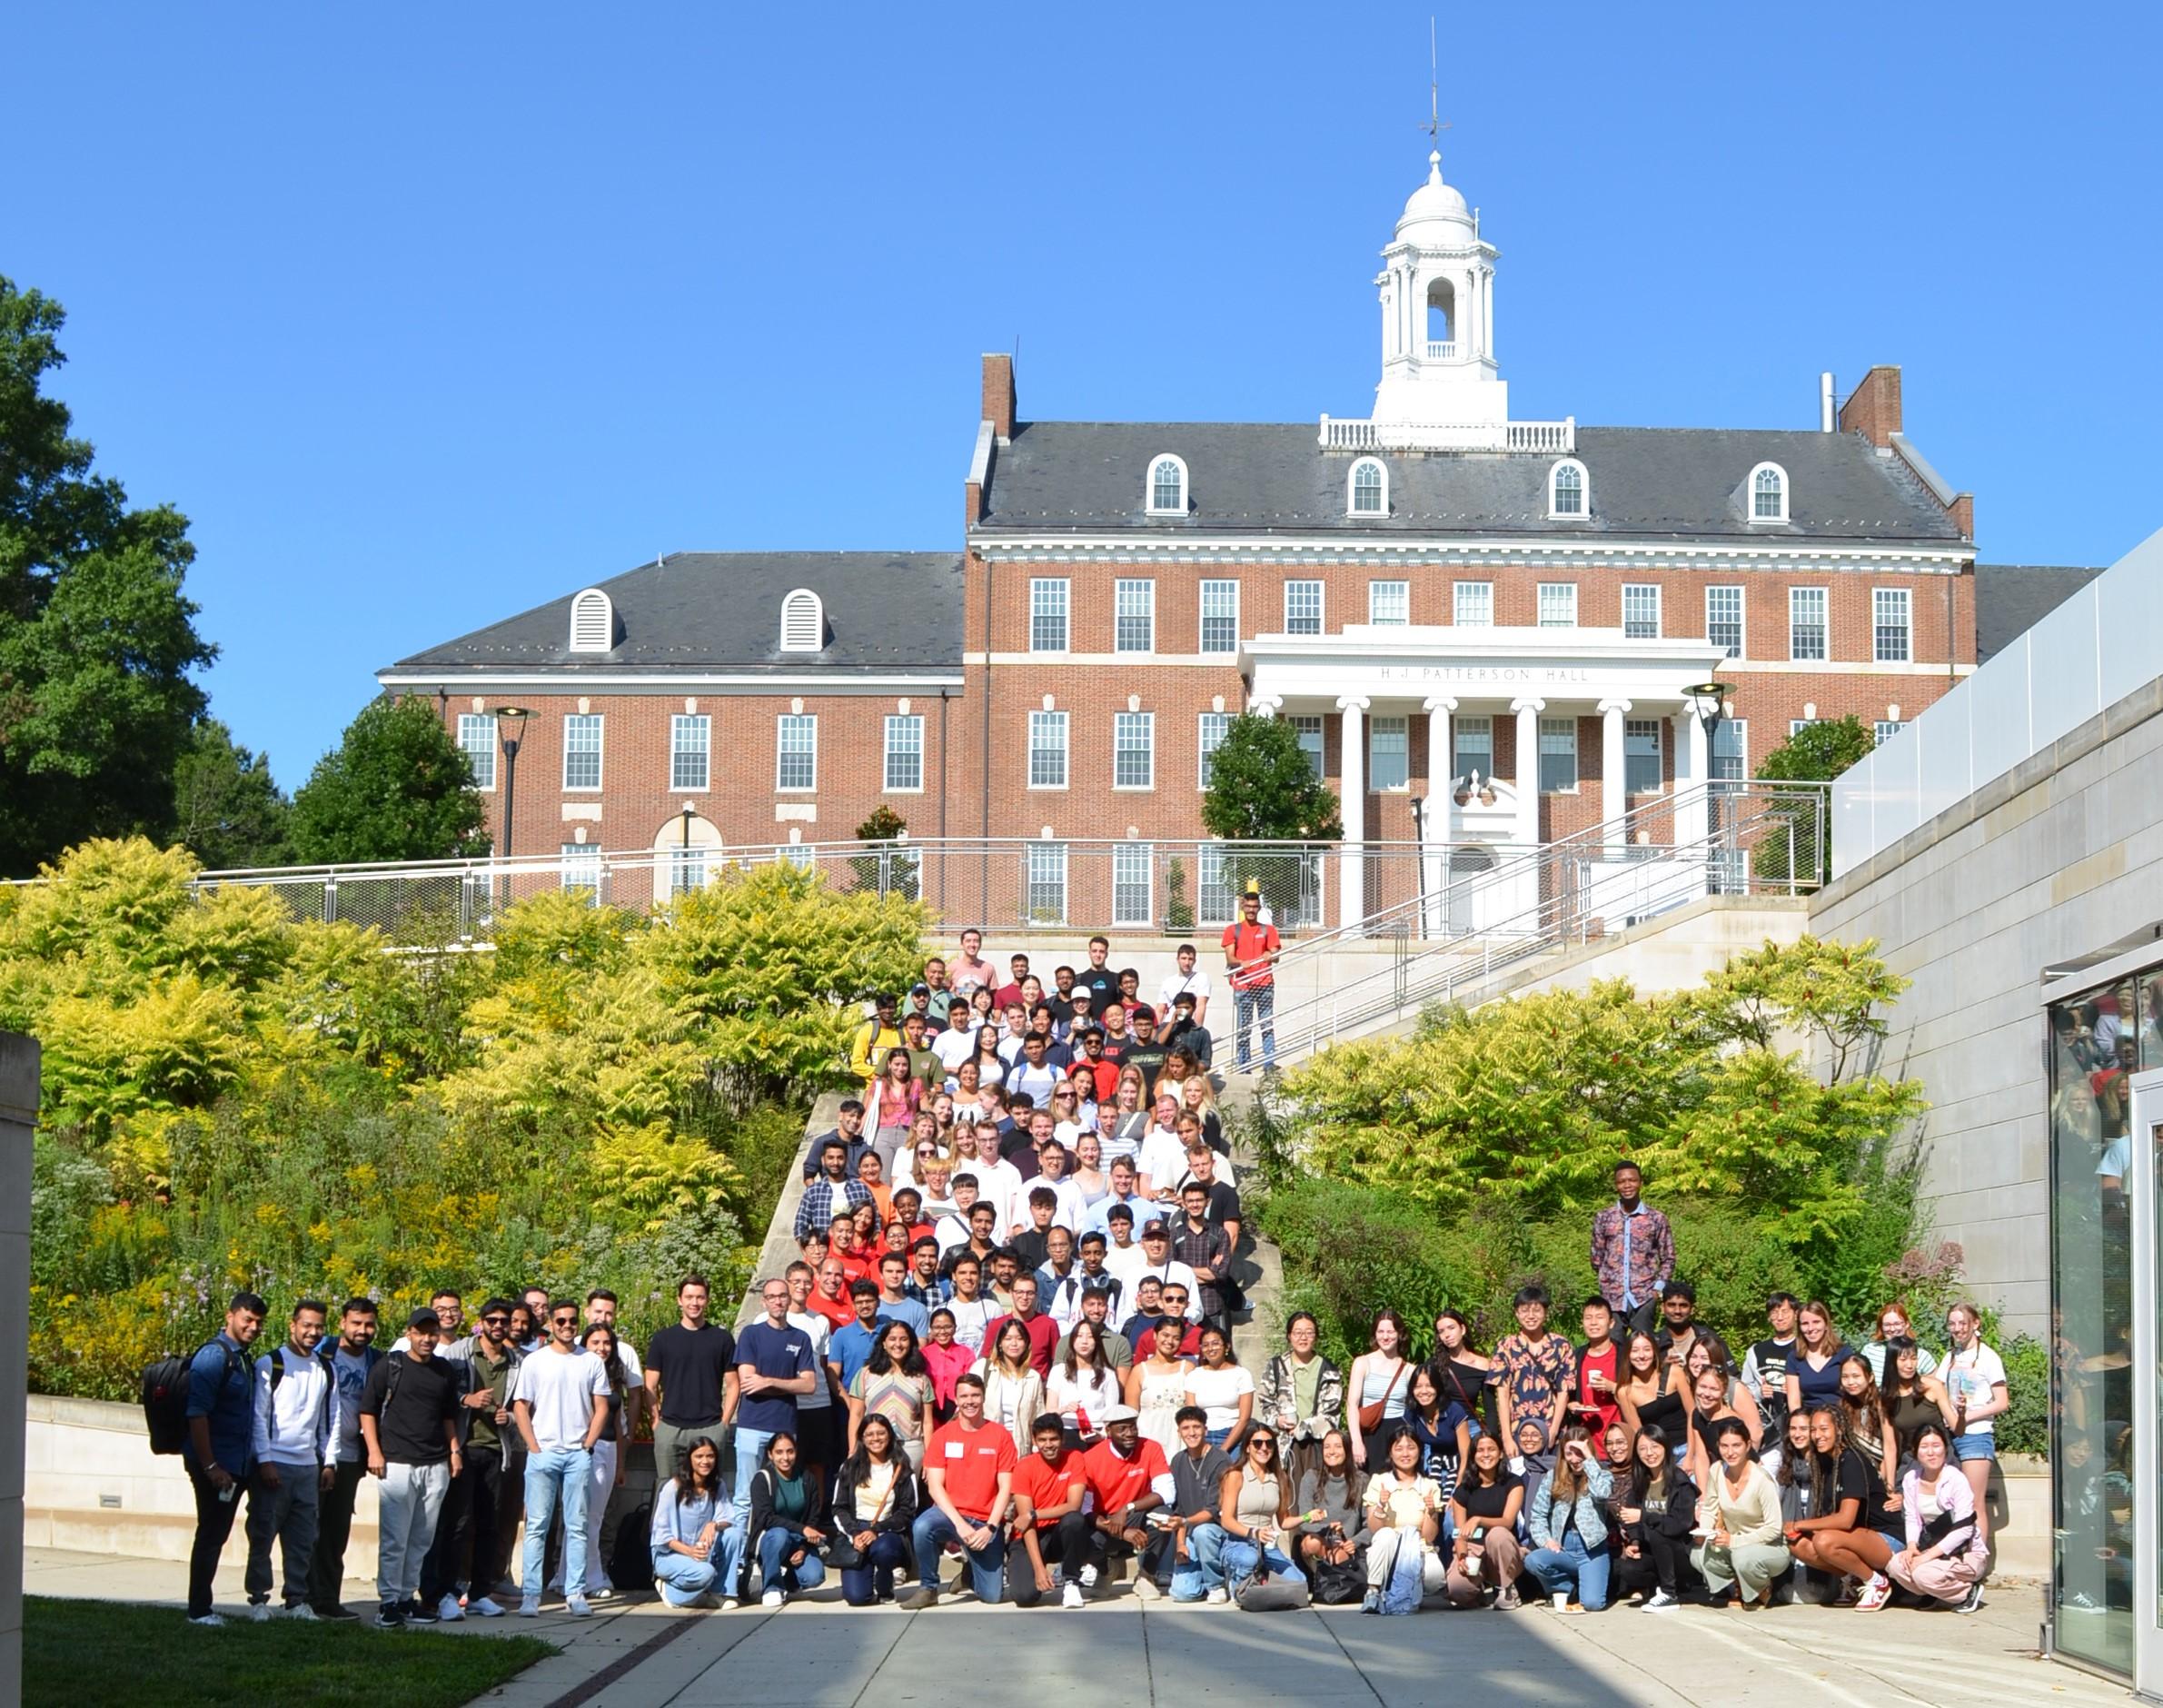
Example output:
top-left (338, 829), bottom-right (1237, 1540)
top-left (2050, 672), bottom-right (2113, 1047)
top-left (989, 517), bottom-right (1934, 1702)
top-left (2133, 1071), bottom-right (2163, 1693)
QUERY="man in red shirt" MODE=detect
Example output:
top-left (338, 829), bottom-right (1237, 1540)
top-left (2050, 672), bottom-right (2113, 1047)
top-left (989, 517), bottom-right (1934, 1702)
top-left (806, 1258), bottom-right (858, 1332)
top-left (1566, 1296), bottom-right (1623, 1437)
top-left (984, 1276), bottom-right (1058, 1376)
top-left (1078, 1404), bottom-right (1173, 1599)
top-left (1009, 1413), bottom-right (1090, 1608)
top-left (902, 1372), bottom-right (1016, 1607)
top-left (1221, 887), bottom-right (1280, 1071)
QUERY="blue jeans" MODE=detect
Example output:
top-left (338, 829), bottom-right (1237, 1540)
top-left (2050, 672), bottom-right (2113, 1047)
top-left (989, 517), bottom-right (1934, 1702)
top-left (1168, 1521), bottom-right (1226, 1601)
top-left (521, 1448), bottom-right (591, 1600)
top-left (730, 1427), bottom-right (774, 1530)
top-left (911, 1507), bottom-right (1005, 1602)
top-left (1525, 1531), bottom-right (1610, 1611)
top-left (1221, 1537), bottom-right (1305, 1599)
top-left (841, 1533), bottom-right (911, 1605)
top-left (1235, 986), bottom-right (1275, 1068)
top-left (651, 1546), bottom-right (720, 1607)
top-left (757, 1527), bottom-right (827, 1596)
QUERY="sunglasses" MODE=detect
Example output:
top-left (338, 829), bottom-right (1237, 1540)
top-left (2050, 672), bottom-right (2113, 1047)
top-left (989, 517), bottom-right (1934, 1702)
top-left (481, 1315), bottom-right (510, 1326)
top-left (551, 1315), bottom-right (578, 1327)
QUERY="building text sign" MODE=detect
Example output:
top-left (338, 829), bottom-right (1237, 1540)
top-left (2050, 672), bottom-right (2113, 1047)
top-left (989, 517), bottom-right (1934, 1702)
top-left (1372, 664), bottom-right (1594, 686)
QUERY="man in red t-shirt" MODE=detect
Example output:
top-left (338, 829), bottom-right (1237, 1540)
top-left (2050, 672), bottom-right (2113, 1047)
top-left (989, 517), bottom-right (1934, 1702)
top-left (806, 1258), bottom-right (858, 1331)
top-left (1220, 889), bottom-right (1281, 1071)
top-left (1567, 1296), bottom-right (1623, 1437)
top-left (1009, 1413), bottom-right (1092, 1608)
top-left (902, 1372), bottom-right (1017, 1607)
top-left (1078, 1404), bottom-right (1173, 1596)
top-left (984, 1276), bottom-right (1058, 1376)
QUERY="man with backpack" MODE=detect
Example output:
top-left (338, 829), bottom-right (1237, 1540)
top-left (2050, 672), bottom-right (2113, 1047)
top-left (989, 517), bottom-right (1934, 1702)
top-left (244, 1299), bottom-right (336, 1621)
top-left (182, 1291), bottom-right (268, 1625)
top-left (358, 1308), bottom-right (462, 1627)
top-left (307, 1298), bottom-right (381, 1619)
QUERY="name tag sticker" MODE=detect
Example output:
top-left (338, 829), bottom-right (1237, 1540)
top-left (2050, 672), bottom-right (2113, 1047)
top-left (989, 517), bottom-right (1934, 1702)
top-left (945, 1441), bottom-right (966, 1459)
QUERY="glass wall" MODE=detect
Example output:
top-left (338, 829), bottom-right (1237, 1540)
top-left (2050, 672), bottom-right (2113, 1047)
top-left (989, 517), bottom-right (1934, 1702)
top-left (2049, 963), bottom-right (2158, 1675)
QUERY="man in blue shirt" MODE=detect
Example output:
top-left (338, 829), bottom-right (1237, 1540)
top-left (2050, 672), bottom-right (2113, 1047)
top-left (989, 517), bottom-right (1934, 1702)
top-left (828, 1282), bottom-right (883, 1394)
top-left (184, 1290), bottom-right (268, 1624)
top-left (731, 1278), bottom-right (817, 1529)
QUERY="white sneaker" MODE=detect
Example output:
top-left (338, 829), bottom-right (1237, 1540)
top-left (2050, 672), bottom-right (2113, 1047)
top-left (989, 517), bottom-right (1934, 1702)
top-left (721, 1597), bottom-right (739, 1612)
top-left (1206, 1586), bottom-right (1228, 1604)
top-left (590, 1584), bottom-right (614, 1602)
top-left (760, 1589), bottom-right (785, 1609)
top-left (1078, 1564), bottom-right (1099, 1590)
top-left (283, 1604), bottom-right (317, 1622)
top-left (1132, 1575), bottom-right (1162, 1602)
top-left (437, 1594), bottom-right (465, 1624)
top-left (248, 1604), bottom-right (271, 1624)
top-left (518, 1597), bottom-right (540, 1618)
top-left (470, 1597), bottom-right (505, 1618)
top-left (566, 1595), bottom-right (592, 1618)
top-left (1062, 1583), bottom-right (1085, 1609)
top-left (1643, 1590), bottom-right (1678, 1611)
top-left (187, 1613), bottom-right (226, 1628)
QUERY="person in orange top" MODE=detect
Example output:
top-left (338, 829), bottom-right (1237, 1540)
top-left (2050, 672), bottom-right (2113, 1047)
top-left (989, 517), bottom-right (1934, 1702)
top-left (1009, 1413), bottom-right (1092, 1608)
top-left (806, 1259), bottom-right (858, 1333)
top-left (826, 1219), bottom-right (880, 1289)
top-left (901, 1372), bottom-right (1016, 1606)
top-left (855, 1150), bottom-right (895, 1226)
top-left (1078, 1403), bottom-right (1175, 1597)
top-left (1219, 888), bottom-right (1281, 1071)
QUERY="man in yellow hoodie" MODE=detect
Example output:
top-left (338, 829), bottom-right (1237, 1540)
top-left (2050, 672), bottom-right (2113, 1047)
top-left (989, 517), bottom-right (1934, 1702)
top-left (848, 992), bottom-right (902, 1083)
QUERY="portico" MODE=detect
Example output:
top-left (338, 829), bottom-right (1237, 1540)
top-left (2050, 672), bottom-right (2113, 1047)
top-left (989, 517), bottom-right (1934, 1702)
top-left (1242, 626), bottom-right (1728, 928)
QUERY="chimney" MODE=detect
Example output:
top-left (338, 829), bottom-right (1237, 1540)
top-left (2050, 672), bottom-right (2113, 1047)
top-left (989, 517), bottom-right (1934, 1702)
top-left (981, 353), bottom-right (1016, 440)
top-left (1819, 372), bottom-right (1835, 433)
top-left (1838, 365), bottom-right (1903, 449)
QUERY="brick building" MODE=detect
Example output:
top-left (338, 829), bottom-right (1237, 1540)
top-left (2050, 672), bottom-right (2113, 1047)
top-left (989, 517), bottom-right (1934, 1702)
top-left (381, 151), bottom-right (2084, 931)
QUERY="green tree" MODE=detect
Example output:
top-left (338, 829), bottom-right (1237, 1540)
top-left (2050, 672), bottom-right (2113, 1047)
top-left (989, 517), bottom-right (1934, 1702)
top-left (0, 277), bottom-right (215, 876)
top-left (1753, 716), bottom-right (1877, 885)
top-left (1201, 713), bottom-right (1341, 922)
top-left (172, 719), bottom-right (291, 869)
top-left (288, 695), bottom-right (490, 864)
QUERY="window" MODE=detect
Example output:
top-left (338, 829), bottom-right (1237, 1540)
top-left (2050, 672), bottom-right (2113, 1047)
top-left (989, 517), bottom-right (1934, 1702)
top-left (1199, 580), bottom-right (1239, 654)
top-left (1452, 714), bottom-right (1493, 781)
top-left (669, 847), bottom-right (706, 897)
top-left (1197, 711), bottom-right (1231, 788)
top-left (1454, 581), bottom-right (1493, 626)
top-left (457, 713), bottom-right (497, 789)
top-left (1624, 719), bottom-right (1663, 794)
top-left (1873, 588), bottom-right (1911, 662)
top-left (1712, 720), bottom-right (1749, 789)
top-left (1291, 714), bottom-right (1325, 778)
top-left (1029, 579), bottom-right (1069, 652)
top-left (1537, 582), bottom-right (1578, 627)
top-left (562, 713), bottom-right (603, 789)
top-left (1026, 842), bottom-right (1067, 924)
top-left (1707, 585), bottom-right (1744, 658)
top-left (779, 588), bottom-right (824, 651)
top-left (1197, 847), bottom-right (1235, 924)
top-left (1622, 584), bottom-right (1661, 640)
top-left (670, 714), bottom-right (709, 790)
top-left (883, 714), bottom-right (923, 791)
top-left (1115, 579), bottom-right (1155, 653)
top-left (560, 842), bottom-right (601, 897)
top-left (1114, 711), bottom-right (1155, 789)
top-left (1750, 462), bottom-right (1789, 521)
top-left (1538, 716), bottom-right (1578, 792)
top-left (1285, 580), bottom-right (1324, 635)
top-left (1549, 460), bottom-right (1587, 518)
top-left (1348, 458), bottom-right (1386, 516)
top-left (780, 844), bottom-right (816, 872)
top-left (568, 589), bottom-right (613, 652)
top-left (1113, 843), bottom-right (1153, 928)
top-left (1790, 719), bottom-right (1824, 738)
top-left (1789, 587), bottom-right (1829, 661)
top-left (1368, 580), bottom-right (1410, 625)
top-left (1369, 717), bottom-right (1409, 790)
top-left (775, 714), bottom-right (817, 790)
top-left (1874, 720), bottom-right (1906, 744)
top-left (1028, 710), bottom-right (1068, 789)
top-left (1146, 455), bottom-right (1187, 515)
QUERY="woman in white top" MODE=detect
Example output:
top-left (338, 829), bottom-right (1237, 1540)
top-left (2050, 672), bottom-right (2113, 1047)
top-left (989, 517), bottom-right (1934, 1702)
top-left (1046, 1321), bottom-right (1122, 1445)
top-left (1099, 1067), bottom-right (1149, 1168)
top-left (1185, 1326), bottom-right (1256, 1449)
top-left (1067, 1128), bottom-right (1109, 1207)
top-left (1941, 1303), bottom-right (2010, 1523)
top-left (1345, 1310), bottom-right (1415, 1472)
top-left (967, 1025), bottom-right (1007, 1092)
top-left (1361, 1425), bottom-right (1447, 1613)
top-left (1125, 1316), bottom-right (1195, 1459)
top-left (1882, 1421), bottom-right (1987, 1613)
top-left (1136, 1093), bottom-right (1188, 1200)
top-left (970, 1318), bottom-right (1046, 1454)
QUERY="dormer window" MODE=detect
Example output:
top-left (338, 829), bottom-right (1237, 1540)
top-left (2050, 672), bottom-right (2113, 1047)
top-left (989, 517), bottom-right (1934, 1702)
top-left (568, 588), bottom-right (614, 652)
top-left (1750, 462), bottom-right (1789, 521)
top-left (1146, 455), bottom-right (1188, 516)
top-left (779, 587), bottom-right (824, 651)
top-left (1348, 458), bottom-right (1387, 516)
top-left (1548, 459), bottom-right (1588, 519)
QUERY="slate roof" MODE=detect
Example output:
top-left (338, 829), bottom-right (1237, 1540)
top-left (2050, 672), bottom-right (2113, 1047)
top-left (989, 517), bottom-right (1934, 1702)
top-left (386, 551), bottom-right (965, 675)
top-left (976, 422), bottom-right (1965, 544)
top-left (1974, 563), bottom-right (2108, 661)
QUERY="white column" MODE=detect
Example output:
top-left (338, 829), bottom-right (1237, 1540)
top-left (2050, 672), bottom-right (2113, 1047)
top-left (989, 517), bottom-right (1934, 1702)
top-left (1484, 270), bottom-right (1495, 365)
top-left (1512, 697), bottom-right (1543, 850)
top-left (1423, 697), bottom-right (1455, 935)
top-left (1600, 699), bottom-right (1632, 850)
top-left (1677, 706), bottom-right (1710, 849)
top-left (1337, 695), bottom-right (1368, 929)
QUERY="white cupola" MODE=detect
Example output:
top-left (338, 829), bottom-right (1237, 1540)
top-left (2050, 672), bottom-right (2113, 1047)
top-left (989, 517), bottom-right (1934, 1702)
top-left (1372, 151), bottom-right (1507, 428)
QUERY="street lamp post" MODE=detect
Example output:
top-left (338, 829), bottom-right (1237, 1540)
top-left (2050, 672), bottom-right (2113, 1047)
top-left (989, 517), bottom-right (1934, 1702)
top-left (1682, 681), bottom-right (1733, 892)
top-left (679, 801), bottom-right (696, 898)
top-left (492, 706), bottom-right (531, 909)
top-left (1409, 794), bottom-right (1428, 940)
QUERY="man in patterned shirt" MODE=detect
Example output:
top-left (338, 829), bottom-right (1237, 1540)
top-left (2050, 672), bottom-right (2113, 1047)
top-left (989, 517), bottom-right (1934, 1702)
top-left (1588, 1160), bottom-right (1675, 1336)
top-left (1491, 1285), bottom-right (1575, 1447)
top-left (794, 1138), bottom-right (873, 1244)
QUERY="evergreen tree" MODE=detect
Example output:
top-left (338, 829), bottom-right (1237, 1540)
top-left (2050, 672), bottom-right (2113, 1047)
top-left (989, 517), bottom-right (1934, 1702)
top-left (173, 719), bottom-right (292, 869)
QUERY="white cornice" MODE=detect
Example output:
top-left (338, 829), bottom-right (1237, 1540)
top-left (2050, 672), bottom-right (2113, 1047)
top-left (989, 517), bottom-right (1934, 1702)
top-left (376, 670), bottom-right (962, 693)
top-left (969, 534), bottom-right (1974, 574)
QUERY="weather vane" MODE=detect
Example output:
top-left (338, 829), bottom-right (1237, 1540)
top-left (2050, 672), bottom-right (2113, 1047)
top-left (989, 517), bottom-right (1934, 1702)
top-left (1423, 17), bottom-right (1451, 157)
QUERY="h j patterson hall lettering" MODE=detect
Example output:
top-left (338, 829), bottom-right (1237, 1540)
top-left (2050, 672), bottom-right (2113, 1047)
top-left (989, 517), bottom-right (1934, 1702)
top-left (1372, 665), bottom-right (1595, 685)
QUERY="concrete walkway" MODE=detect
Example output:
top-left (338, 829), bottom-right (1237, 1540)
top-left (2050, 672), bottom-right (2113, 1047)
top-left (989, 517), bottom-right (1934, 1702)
top-left (27, 1546), bottom-right (2122, 1708)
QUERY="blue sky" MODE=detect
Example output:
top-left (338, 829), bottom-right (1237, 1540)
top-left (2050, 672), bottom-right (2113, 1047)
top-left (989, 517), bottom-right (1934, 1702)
top-left (11, 3), bottom-right (2159, 787)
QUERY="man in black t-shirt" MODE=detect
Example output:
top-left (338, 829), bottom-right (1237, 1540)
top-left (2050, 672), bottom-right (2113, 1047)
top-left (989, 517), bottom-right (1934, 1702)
top-left (643, 1275), bottom-right (739, 1487)
top-left (1075, 938), bottom-right (1118, 1008)
top-left (1122, 1008), bottom-right (1169, 1098)
top-left (358, 1309), bottom-right (461, 1626)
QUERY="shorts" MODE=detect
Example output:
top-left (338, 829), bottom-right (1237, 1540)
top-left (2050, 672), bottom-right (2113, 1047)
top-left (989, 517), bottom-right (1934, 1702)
top-left (1875, 1527), bottom-right (1907, 1555)
top-left (1950, 1431), bottom-right (1996, 1463)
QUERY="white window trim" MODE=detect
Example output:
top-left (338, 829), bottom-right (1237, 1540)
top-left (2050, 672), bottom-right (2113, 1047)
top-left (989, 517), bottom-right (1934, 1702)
top-left (779, 587), bottom-right (824, 652)
top-left (1197, 711), bottom-right (1231, 790)
top-left (568, 588), bottom-right (613, 653)
top-left (775, 713), bottom-right (818, 793)
top-left (1284, 579), bottom-right (1325, 635)
top-left (1346, 457), bottom-right (1389, 518)
top-left (1872, 586), bottom-right (1912, 663)
top-left (1145, 453), bottom-right (1189, 516)
top-left (1789, 585), bottom-right (1830, 662)
top-left (1114, 578), bottom-right (1156, 654)
top-left (1748, 461), bottom-right (1790, 523)
top-left (1027, 710), bottom-right (1069, 792)
top-left (457, 713), bottom-right (498, 791)
top-left (1623, 717), bottom-right (1664, 795)
top-left (1706, 585), bottom-right (1746, 660)
top-left (1368, 715), bottom-right (1411, 792)
top-left (1112, 710), bottom-right (1156, 792)
top-left (1028, 578), bottom-right (1070, 655)
top-left (1622, 582), bottom-right (1662, 640)
top-left (1454, 581), bottom-right (1494, 626)
top-left (561, 713), bottom-right (604, 792)
top-left (1538, 715), bottom-right (1579, 794)
top-left (882, 713), bottom-right (925, 794)
top-left (1452, 713), bottom-right (1493, 782)
top-left (1367, 579), bottom-right (1410, 625)
top-left (1547, 458), bottom-right (1590, 520)
top-left (670, 713), bottom-right (710, 793)
top-left (1198, 579), bottom-right (1240, 657)
top-left (1536, 581), bottom-right (1578, 628)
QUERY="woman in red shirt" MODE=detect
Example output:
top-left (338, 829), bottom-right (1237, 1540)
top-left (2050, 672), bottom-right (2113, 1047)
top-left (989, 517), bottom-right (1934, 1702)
top-left (922, 1309), bottom-right (975, 1423)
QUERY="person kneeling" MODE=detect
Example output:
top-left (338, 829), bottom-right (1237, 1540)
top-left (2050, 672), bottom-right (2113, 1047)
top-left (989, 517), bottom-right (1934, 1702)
top-left (902, 1373), bottom-right (1016, 1607)
top-left (1009, 1413), bottom-right (1095, 1608)
top-left (741, 1433), bottom-right (828, 1608)
top-left (831, 1416), bottom-right (918, 1607)
top-left (1217, 1425), bottom-right (1308, 1606)
top-left (1361, 1428), bottom-right (1448, 1614)
top-left (650, 1436), bottom-right (734, 1608)
top-left (1881, 1423), bottom-right (1988, 1615)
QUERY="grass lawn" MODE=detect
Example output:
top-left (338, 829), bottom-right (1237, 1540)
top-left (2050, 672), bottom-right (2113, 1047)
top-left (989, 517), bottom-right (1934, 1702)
top-left (25, 1596), bottom-right (559, 1708)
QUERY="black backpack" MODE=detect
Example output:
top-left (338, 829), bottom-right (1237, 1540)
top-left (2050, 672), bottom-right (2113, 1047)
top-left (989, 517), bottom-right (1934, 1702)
top-left (610, 1499), bottom-right (655, 1593)
top-left (142, 1339), bottom-right (243, 1456)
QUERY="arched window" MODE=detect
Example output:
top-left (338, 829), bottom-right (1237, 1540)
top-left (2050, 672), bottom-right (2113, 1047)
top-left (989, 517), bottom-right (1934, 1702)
top-left (1146, 455), bottom-right (1188, 516)
top-left (568, 588), bottom-right (614, 652)
top-left (1750, 462), bottom-right (1789, 521)
top-left (1549, 459), bottom-right (1588, 519)
top-left (1348, 458), bottom-right (1387, 516)
top-left (779, 588), bottom-right (824, 651)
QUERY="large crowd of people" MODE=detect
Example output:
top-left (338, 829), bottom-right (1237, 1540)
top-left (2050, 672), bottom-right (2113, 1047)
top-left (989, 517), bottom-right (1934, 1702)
top-left (172, 927), bottom-right (2010, 1624)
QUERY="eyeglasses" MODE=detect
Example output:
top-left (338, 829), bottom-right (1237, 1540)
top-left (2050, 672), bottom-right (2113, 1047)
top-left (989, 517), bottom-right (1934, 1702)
top-left (481, 1315), bottom-right (510, 1326)
top-left (551, 1315), bottom-right (578, 1327)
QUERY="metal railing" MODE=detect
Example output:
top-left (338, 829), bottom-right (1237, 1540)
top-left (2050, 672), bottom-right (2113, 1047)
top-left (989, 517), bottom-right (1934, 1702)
top-left (1233, 780), bottom-right (1828, 1069)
